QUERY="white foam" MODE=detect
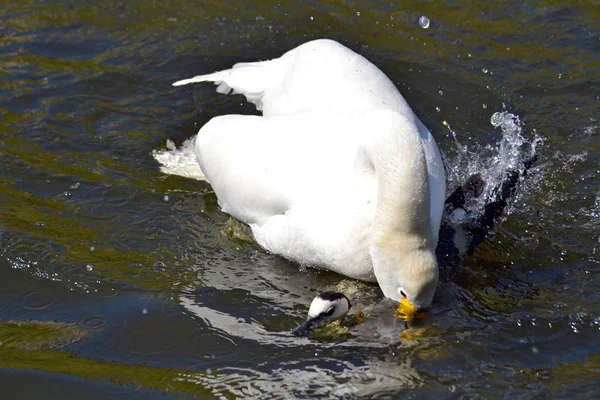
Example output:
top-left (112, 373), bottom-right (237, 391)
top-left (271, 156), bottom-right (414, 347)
top-left (152, 137), bottom-right (208, 181)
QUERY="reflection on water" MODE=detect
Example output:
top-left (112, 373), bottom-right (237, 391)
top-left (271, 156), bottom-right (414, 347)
top-left (1, 0), bottom-right (600, 398)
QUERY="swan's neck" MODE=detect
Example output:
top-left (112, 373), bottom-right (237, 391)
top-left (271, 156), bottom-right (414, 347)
top-left (367, 112), bottom-right (433, 249)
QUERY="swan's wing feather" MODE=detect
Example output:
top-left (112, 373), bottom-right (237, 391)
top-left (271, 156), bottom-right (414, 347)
top-left (173, 39), bottom-right (413, 117)
top-left (173, 59), bottom-right (287, 111)
top-left (195, 113), bottom-right (364, 226)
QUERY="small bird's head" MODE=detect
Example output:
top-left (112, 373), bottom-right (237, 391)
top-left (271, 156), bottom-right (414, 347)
top-left (291, 292), bottom-right (351, 336)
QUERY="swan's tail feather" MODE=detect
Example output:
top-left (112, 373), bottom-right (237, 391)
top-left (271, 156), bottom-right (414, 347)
top-left (172, 60), bottom-right (284, 111)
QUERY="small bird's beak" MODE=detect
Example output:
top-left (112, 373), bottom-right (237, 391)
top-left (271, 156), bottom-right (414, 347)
top-left (291, 317), bottom-right (318, 336)
top-left (396, 297), bottom-right (426, 321)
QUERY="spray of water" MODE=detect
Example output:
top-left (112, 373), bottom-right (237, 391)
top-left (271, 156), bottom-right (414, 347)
top-left (443, 111), bottom-right (542, 223)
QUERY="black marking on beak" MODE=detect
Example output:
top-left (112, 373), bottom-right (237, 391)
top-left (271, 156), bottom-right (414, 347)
top-left (291, 306), bottom-right (337, 336)
top-left (291, 317), bottom-right (317, 337)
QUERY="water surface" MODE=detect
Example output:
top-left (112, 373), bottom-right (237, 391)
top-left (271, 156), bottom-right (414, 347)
top-left (1, 1), bottom-right (599, 398)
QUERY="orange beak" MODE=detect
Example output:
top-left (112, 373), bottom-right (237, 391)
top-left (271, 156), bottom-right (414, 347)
top-left (396, 297), bottom-right (426, 321)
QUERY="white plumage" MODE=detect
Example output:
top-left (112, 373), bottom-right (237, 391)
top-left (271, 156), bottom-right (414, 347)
top-left (165, 39), bottom-right (446, 308)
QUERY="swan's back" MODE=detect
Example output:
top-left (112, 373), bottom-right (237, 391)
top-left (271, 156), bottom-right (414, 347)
top-left (258, 39), bottom-right (411, 117)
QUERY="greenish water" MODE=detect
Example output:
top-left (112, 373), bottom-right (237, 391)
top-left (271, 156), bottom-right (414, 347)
top-left (1, 1), bottom-right (599, 398)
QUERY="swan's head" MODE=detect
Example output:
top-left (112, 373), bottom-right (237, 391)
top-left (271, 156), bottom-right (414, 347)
top-left (371, 244), bottom-right (438, 312)
top-left (291, 292), bottom-right (351, 336)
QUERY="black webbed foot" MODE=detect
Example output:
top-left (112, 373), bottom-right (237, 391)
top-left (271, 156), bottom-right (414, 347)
top-left (444, 172), bottom-right (485, 214)
top-left (436, 154), bottom-right (538, 266)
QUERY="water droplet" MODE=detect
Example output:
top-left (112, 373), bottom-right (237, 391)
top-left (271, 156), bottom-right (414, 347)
top-left (142, 308), bottom-right (148, 315)
top-left (418, 15), bottom-right (430, 29)
top-left (90, 246), bottom-right (95, 251)
top-left (517, 319), bottom-right (522, 327)
top-left (482, 104), bottom-right (487, 109)
top-left (482, 68), bottom-right (488, 74)
top-left (436, 107), bottom-right (441, 112)
top-left (531, 346), bottom-right (539, 354)
top-left (164, 195), bottom-right (169, 202)
top-left (86, 264), bottom-right (93, 272)
top-left (63, 191), bottom-right (72, 197)
top-left (36, 221), bottom-right (45, 227)
top-left (310, 16), bottom-right (313, 21)
top-left (70, 182), bottom-right (81, 190)
top-left (356, 11), bottom-right (360, 16)
top-left (438, 90), bottom-right (443, 95)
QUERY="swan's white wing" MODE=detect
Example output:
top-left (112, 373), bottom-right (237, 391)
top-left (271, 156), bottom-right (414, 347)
top-left (195, 113), bottom-right (368, 226)
top-left (193, 110), bottom-right (444, 277)
top-left (174, 39), bottom-right (412, 118)
top-left (194, 112), bottom-right (381, 278)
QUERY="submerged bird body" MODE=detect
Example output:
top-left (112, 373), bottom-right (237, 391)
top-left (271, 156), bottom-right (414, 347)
top-left (172, 39), bottom-right (446, 307)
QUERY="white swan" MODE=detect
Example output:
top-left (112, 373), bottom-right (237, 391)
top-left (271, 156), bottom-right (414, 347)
top-left (171, 39), bottom-right (446, 309)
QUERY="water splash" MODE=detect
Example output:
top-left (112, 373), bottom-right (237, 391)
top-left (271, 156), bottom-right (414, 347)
top-left (443, 111), bottom-right (542, 221)
top-left (419, 15), bottom-right (430, 29)
top-left (152, 138), bottom-right (207, 180)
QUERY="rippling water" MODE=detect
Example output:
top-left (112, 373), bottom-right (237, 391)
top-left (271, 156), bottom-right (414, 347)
top-left (1, 1), bottom-right (599, 398)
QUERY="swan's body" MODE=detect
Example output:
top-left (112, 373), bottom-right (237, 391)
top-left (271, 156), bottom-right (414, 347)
top-left (171, 39), bottom-right (446, 307)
